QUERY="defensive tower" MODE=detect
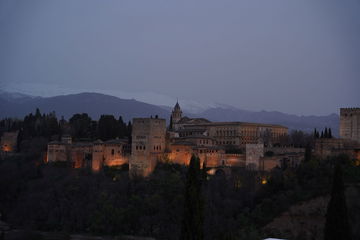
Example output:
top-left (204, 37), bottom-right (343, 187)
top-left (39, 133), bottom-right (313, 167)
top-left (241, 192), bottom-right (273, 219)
top-left (130, 117), bottom-right (166, 176)
top-left (340, 108), bottom-right (360, 143)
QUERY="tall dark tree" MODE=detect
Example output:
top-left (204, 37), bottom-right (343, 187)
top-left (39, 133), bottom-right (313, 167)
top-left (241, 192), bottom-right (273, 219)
top-left (314, 128), bottom-right (318, 139)
top-left (169, 115), bottom-right (173, 130)
top-left (97, 115), bottom-right (119, 140)
top-left (324, 127), bottom-right (329, 138)
top-left (289, 130), bottom-right (308, 147)
top-left (69, 113), bottom-right (93, 139)
top-left (324, 164), bottom-right (352, 240)
top-left (201, 160), bottom-right (207, 183)
top-left (126, 121), bottom-right (132, 137)
top-left (328, 128), bottom-right (332, 138)
top-left (180, 155), bottom-right (204, 240)
top-left (118, 116), bottom-right (126, 138)
top-left (304, 143), bottom-right (312, 162)
top-left (35, 108), bottom-right (41, 118)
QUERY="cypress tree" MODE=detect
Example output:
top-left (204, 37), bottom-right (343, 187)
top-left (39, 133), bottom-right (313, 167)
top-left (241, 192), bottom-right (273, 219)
top-left (169, 115), bottom-right (173, 130)
top-left (35, 108), bottom-right (41, 118)
top-left (118, 116), bottom-right (126, 138)
top-left (324, 128), bottom-right (328, 138)
top-left (201, 160), bottom-right (207, 183)
top-left (329, 128), bottom-right (332, 138)
top-left (180, 155), bottom-right (204, 240)
top-left (324, 164), bottom-right (352, 240)
top-left (304, 144), bottom-right (312, 162)
top-left (321, 131), bottom-right (324, 138)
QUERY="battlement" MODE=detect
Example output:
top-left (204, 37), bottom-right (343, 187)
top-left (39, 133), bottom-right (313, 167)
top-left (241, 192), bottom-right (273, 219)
top-left (340, 108), bottom-right (360, 115)
top-left (340, 107), bottom-right (360, 143)
top-left (130, 117), bottom-right (167, 177)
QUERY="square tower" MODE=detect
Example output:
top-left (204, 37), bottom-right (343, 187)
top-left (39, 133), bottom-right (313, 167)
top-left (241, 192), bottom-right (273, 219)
top-left (130, 118), bottom-right (166, 176)
top-left (340, 108), bottom-right (360, 143)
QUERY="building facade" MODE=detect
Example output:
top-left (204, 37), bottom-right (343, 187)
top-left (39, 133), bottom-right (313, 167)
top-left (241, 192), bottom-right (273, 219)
top-left (169, 102), bottom-right (288, 147)
top-left (47, 136), bottom-right (130, 171)
top-left (340, 108), bottom-right (360, 143)
top-left (130, 117), bottom-right (167, 176)
top-left (0, 131), bottom-right (19, 153)
top-left (46, 102), bottom-right (300, 176)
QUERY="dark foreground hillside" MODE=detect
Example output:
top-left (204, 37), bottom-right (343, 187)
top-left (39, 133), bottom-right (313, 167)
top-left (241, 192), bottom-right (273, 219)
top-left (0, 153), bottom-right (359, 240)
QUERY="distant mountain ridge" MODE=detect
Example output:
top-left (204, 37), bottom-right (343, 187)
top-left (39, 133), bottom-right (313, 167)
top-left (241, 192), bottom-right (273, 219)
top-left (0, 91), bottom-right (339, 135)
top-left (0, 92), bottom-right (169, 122)
top-left (196, 107), bottom-right (339, 135)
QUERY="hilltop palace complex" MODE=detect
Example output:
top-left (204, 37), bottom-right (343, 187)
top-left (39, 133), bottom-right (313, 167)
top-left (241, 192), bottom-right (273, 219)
top-left (1, 103), bottom-right (359, 176)
top-left (47, 105), bottom-right (360, 176)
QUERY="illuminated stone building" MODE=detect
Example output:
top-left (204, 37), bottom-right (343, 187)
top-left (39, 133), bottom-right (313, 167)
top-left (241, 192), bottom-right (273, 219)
top-left (169, 102), bottom-right (288, 147)
top-left (312, 108), bottom-right (360, 161)
top-left (160, 102), bottom-right (289, 174)
top-left (314, 138), bottom-right (360, 160)
top-left (47, 136), bottom-right (130, 171)
top-left (47, 102), bottom-right (295, 176)
top-left (0, 131), bottom-right (19, 153)
top-left (340, 108), bottom-right (360, 143)
top-left (129, 117), bottom-right (166, 176)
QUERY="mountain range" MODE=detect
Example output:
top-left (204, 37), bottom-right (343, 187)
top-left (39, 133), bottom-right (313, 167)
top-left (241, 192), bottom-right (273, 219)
top-left (0, 91), bottom-right (339, 135)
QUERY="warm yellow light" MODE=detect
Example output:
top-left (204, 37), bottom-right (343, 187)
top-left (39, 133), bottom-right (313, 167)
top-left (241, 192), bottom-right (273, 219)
top-left (3, 146), bottom-right (11, 152)
top-left (355, 160), bottom-right (360, 167)
top-left (234, 180), bottom-right (242, 188)
top-left (261, 179), bottom-right (267, 185)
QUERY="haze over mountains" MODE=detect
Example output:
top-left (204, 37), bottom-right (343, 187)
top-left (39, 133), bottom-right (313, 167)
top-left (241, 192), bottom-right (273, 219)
top-left (0, 91), bottom-right (339, 135)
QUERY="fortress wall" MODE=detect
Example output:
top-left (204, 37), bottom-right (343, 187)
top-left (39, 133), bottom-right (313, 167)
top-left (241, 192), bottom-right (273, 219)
top-left (130, 118), bottom-right (166, 176)
top-left (340, 108), bottom-right (360, 143)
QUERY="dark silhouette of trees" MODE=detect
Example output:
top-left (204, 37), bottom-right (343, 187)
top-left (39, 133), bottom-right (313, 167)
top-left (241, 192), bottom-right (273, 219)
top-left (126, 121), bottom-right (132, 143)
top-left (180, 155), bottom-right (204, 240)
top-left (324, 164), bottom-right (352, 240)
top-left (1, 109), bottom-right (132, 144)
top-left (317, 127), bottom-right (333, 139)
top-left (324, 128), bottom-right (329, 138)
top-left (289, 130), bottom-right (313, 147)
top-left (1, 152), bottom-right (360, 239)
top-left (169, 116), bottom-right (173, 130)
top-left (69, 113), bottom-right (93, 139)
top-left (97, 115), bottom-right (119, 141)
top-left (118, 116), bottom-right (127, 138)
top-left (304, 144), bottom-right (312, 162)
top-left (313, 128), bottom-right (320, 138)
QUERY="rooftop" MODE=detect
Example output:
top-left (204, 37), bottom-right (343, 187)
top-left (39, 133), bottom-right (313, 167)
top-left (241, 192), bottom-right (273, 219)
top-left (182, 121), bottom-right (287, 129)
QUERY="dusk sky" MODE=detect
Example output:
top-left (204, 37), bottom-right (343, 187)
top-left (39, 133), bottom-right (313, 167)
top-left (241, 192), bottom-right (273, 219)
top-left (0, 0), bottom-right (359, 115)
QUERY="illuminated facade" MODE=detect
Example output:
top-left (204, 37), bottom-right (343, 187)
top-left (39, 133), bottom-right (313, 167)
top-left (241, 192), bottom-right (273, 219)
top-left (170, 103), bottom-right (288, 147)
top-left (47, 136), bottom-right (130, 171)
top-left (0, 131), bottom-right (19, 153)
top-left (340, 108), bottom-right (360, 143)
top-left (46, 102), bottom-right (292, 175)
top-left (130, 117), bottom-right (167, 176)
